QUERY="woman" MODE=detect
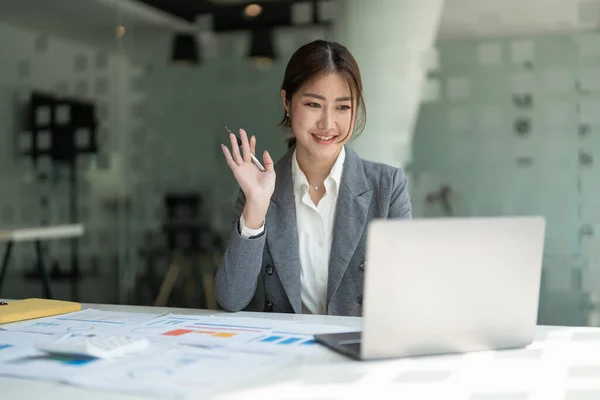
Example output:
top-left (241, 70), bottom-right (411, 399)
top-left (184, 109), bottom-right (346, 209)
top-left (216, 40), bottom-right (412, 316)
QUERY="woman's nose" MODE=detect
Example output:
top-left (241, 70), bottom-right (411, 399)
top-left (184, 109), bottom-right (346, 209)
top-left (317, 109), bottom-right (334, 130)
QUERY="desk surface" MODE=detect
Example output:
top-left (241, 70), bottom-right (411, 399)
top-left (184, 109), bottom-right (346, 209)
top-left (2, 302), bottom-right (600, 400)
top-left (1, 303), bottom-right (361, 400)
top-left (0, 224), bottom-right (84, 242)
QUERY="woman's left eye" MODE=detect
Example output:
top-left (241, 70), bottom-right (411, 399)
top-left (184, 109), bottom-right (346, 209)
top-left (338, 105), bottom-right (351, 110)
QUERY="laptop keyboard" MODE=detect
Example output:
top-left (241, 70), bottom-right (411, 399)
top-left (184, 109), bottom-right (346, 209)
top-left (343, 341), bottom-right (361, 354)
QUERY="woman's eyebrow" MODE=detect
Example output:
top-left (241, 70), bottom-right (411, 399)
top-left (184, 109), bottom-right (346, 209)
top-left (302, 93), bottom-right (351, 102)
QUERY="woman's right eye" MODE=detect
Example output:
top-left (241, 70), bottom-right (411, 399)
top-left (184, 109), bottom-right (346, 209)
top-left (305, 102), bottom-right (320, 108)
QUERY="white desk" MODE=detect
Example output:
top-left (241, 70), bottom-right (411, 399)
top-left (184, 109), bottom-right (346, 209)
top-left (2, 303), bottom-right (600, 400)
top-left (0, 225), bottom-right (84, 242)
top-left (0, 224), bottom-right (84, 299)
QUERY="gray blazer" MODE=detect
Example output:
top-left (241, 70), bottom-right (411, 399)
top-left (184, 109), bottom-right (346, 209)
top-left (214, 145), bottom-right (412, 316)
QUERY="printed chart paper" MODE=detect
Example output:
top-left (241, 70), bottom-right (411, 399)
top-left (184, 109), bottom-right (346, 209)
top-left (181, 323), bottom-right (357, 357)
top-left (1, 309), bottom-right (161, 335)
top-left (0, 309), bottom-right (360, 398)
top-left (0, 329), bottom-right (102, 382)
top-left (114, 313), bottom-right (299, 346)
top-left (67, 346), bottom-right (294, 400)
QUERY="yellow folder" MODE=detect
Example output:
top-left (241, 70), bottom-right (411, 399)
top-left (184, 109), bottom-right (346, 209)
top-left (0, 298), bottom-right (81, 324)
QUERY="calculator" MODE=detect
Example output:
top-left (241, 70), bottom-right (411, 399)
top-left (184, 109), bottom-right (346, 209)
top-left (36, 335), bottom-right (150, 359)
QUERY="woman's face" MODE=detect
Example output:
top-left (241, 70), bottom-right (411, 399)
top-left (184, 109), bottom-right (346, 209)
top-left (282, 72), bottom-right (355, 162)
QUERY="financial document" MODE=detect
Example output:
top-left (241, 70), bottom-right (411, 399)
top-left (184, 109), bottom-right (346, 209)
top-left (180, 322), bottom-right (356, 356)
top-left (123, 313), bottom-right (300, 348)
top-left (1, 309), bottom-right (160, 335)
top-left (68, 346), bottom-right (292, 400)
top-left (0, 309), bottom-right (350, 399)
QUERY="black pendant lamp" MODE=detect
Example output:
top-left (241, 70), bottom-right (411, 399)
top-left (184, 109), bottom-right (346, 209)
top-left (171, 33), bottom-right (200, 65)
top-left (248, 28), bottom-right (276, 61)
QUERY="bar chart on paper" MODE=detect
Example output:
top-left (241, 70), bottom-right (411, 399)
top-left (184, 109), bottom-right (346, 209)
top-left (226, 323), bottom-right (359, 356)
top-left (121, 314), bottom-right (299, 346)
top-left (253, 333), bottom-right (317, 346)
top-left (231, 330), bottom-right (329, 356)
top-left (180, 329), bottom-right (322, 354)
top-left (157, 322), bottom-right (267, 343)
top-left (131, 316), bottom-right (358, 356)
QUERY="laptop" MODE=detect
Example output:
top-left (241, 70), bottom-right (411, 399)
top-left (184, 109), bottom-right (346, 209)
top-left (315, 216), bottom-right (546, 361)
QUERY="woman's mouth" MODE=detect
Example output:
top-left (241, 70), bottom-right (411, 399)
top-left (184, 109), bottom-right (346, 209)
top-left (312, 134), bottom-right (337, 144)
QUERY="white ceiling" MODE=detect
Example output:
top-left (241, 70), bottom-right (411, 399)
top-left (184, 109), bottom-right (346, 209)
top-left (0, 0), bottom-right (598, 51)
top-left (438, 0), bottom-right (600, 39)
top-left (0, 0), bottom-right (193, 49)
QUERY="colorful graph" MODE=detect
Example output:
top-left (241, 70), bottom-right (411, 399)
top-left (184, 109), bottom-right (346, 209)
top-left (256, 335), bottom-right (316, 346)
top-left (159, 322), bottom-right (266, 341)
top-left (155, 321), bottom-right (323, 348)
top-left (162, 329), bottom-right (236, 338)
top-left (47, 356), bottom-right (97, 366)
top-left (9, 354), bottom-right (97, 367)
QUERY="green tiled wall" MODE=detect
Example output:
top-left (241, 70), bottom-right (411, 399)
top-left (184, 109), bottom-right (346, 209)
top-left (412, 32), bottom-right (600, 326)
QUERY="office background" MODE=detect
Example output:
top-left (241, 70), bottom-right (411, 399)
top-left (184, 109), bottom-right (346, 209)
top-left (0, 0), bottom-right (599, 327)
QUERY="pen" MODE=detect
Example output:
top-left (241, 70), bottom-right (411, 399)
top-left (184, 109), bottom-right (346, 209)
top-left (225, 127), bottom-right (266, 172)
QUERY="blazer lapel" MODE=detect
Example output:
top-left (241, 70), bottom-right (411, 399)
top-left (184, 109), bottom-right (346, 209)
top-left (327, 147), bottom-right (372, 309)
top-left (266, 149), bottom-right (302, 313)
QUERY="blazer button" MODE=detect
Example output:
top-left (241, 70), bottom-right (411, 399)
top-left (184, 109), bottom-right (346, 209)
top-left (266, 265), bottom-right (273, 275)
top-left (359, 261), bottom-right (366, 271)
top-left (265, 300), bottom-right (273, 312)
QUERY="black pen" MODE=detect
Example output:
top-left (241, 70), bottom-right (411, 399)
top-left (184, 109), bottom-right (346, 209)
top-left (225, 127), bottom-right (266, 172)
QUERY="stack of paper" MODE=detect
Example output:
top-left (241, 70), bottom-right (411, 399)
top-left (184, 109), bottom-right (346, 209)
top-left (0, 308), bottom-right (355, 399)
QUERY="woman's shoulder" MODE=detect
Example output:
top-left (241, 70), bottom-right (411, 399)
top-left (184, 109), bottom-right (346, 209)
top-left (360, 157), bottom-right (404, 175)
top-left (353, 152), bottom-right (407, 188)
top-left (352, 153), bottom-right (410, 214)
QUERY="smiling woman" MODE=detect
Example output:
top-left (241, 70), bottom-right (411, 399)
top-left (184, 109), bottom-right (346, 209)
top-left (215, 40), bottom-right (413, 317)
top-left (278, 40), bottom-right (366, 151)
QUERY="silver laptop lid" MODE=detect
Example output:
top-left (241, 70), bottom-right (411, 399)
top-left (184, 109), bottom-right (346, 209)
top-left (361, 216), bottom-right (545, 360)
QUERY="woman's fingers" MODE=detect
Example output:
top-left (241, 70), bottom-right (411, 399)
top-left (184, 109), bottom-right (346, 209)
top-left (263, 150), bottom-right (274, 172)
top-left (225, 128), bottom-right (264, 172)
top-left (229, 133), bottom-right (243, 165)
top-left (250, 135), bottom-right (256, 156)
top-left (239, 129), bottom-right (251, 163)
top-left (221, 144), bottom-right (237, 170)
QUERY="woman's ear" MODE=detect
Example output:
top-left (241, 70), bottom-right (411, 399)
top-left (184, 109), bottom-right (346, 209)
top-left (280, 89), bottom-right (289, 114)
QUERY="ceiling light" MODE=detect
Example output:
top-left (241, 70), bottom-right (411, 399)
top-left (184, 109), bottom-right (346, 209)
top-left (244, 4), bottom-right (263, 18)
top-left (254, 57), bottom-right (273, 70)
top-left (115, 25), bottom-right (126, 39)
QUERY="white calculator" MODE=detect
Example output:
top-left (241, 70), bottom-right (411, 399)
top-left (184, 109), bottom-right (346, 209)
top-left (36, 335), bottom-right (150, 359)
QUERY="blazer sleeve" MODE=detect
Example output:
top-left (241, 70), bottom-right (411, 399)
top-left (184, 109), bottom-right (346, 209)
top-left (214, 189), bottom-right (267, 312)
top-left (388, 167), bottom-right (412, 219)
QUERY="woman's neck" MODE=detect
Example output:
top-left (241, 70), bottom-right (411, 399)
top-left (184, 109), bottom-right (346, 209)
top-left (295, 146), bottom-right (341, 187)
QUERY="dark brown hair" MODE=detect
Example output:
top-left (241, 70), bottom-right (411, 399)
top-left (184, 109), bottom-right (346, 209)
top-left (278, 40), bottom-right (366, 149)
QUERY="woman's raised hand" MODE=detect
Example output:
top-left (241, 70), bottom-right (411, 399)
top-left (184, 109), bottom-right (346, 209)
top-left (221, 129), bottom-right (275, 229)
